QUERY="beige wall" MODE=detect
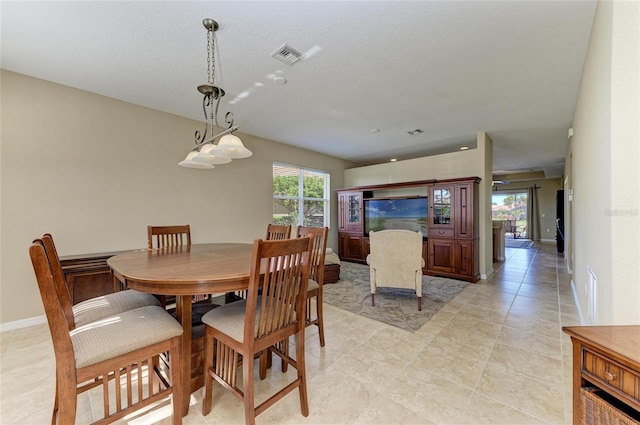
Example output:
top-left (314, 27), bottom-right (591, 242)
top-left (0, 70), bottom-right (352, 325)
top-left (568, 0), bottom-right (639, 324)
top-left (344, 132), bottom-right (494, 279)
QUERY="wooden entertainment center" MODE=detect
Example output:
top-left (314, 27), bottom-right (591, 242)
top-left (337, 176), bottom-right (480, 283)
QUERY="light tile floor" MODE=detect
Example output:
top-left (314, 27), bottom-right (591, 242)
top-left (0, 242), bottom-right (579, 424)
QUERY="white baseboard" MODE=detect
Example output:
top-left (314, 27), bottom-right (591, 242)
top-left (0, 315), bottom-right (47, 333)
top-left (540, 238), bottom-right (556, 243)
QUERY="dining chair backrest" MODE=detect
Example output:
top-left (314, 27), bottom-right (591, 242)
top-left (39, 233), bottom-right (76, 330)
top-left (245, 235), bottom-right (313, 348)
top-left (30, 240), bottom-right (75, 368)
top-left (265, 224), bottom-right (291, 241)
top-left (148, 225), bottom-right (191, 249)
top-left (296, 226), bottom-right (328, 284)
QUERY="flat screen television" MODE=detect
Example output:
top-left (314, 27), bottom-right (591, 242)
top-left (364, 197), bottom-right (428, 237)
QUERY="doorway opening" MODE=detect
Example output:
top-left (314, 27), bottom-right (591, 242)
top-left (492, 191), bottom-right (528, 240)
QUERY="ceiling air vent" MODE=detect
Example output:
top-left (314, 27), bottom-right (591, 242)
top-left (271, 44), bottom-right (303, 66)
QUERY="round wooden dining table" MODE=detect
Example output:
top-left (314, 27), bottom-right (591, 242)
top-left (107, 243), bottom-right (254, 417)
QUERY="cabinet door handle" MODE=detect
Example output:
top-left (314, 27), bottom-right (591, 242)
top-left (438, 231), bottom-right (445, 234)
top-left (604, 371), bottom-right (617, 381)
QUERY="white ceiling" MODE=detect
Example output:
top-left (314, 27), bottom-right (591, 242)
top-left (1, 1), bottom-right (596, 178)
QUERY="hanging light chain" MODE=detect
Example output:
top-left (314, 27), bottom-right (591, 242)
top-left (207, 24), bottom-right (216, 86)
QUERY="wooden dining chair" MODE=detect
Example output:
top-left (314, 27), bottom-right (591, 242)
top-left (147, 225), bottom-right (191, 250)
top-left (269, 226), bottom-right (328, 375)
top-left (30, 239), bottom-right (184, 425)
top-left (297, 226), bottom-right (328, 347)
top-left (265, 223), bottom-right (291, 240)
top-left (41, 234), bottom-right (160, 329)
top-left (148, 225), bottom-right (214, 307)
top-left (201, 236), bottom-right (313, 425)
top-left (225, 223), bottom-right (292, 305)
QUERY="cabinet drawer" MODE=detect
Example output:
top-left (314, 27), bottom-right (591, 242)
top-left (582, 347), bottom-right (640, 409)
top-left (429, 228), bottom-right (455, 238)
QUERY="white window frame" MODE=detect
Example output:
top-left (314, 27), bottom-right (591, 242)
top-left (273, 162), bottom-right (330, 228)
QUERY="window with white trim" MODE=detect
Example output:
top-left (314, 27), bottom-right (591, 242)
top-left (272, 162), bottom-right (330, 227)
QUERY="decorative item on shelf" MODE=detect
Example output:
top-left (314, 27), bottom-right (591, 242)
top-left (179, 18), bottom-right (252, 169)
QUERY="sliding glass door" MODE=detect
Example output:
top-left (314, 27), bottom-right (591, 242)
top-left (492, 191), bottom-right (528, 239)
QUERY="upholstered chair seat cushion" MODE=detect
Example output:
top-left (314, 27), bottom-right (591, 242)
top-left (324, 249), bottom-right (341, 265)
top-left (70, 305), bottom-right (183, 368)
top-left (307, 279), bottom-right (319, 292)
top-left (202, 300), bottom-right (249, 343)
top-left (72, 290), bottom-right (160, 328)
top-left (201, 297), bottom-right (296, 344)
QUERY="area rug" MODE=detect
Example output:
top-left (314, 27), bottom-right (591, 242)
top-left (322, 262), bottom-right (467, 332)
top-left (505, 238), bottom-right (534, 249)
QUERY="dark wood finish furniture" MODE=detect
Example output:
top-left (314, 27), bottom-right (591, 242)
top-left (265, 224), bottom-right (292, 240)
top-left (147, 224), bottom-right (191, 249)
top-left (563, 326), bottom-right (640, 424)
top-left (148, 225), bottom-right (202, 305)
top-left (427, 178), bottom-right (480, 282)
top-left (337, 177), bottom-right (480, 283)
top-left (337, 190), bottom-right (366, 261)
top-left (107, 243), bottom-right (255, 417)
top-left (297, 226), bottom-right (328, 347)
top-left (30, 239), bottom-right (183, 425)
top-left (59, 250), bottom-right (126, 304)
top-left (201, 237), bottom-right (312, 425)
top-left (324, 263), bottom-right (340, 283)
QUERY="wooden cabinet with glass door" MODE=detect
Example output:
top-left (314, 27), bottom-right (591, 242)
top-left (427, 177), bottom-right (480, 282)
top-left (338, 190), bottom-right (365, 262)
top-left (429, 184), bottom-right (454, 229)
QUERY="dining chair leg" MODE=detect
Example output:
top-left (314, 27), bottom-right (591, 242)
top-left (57, 374), bottom-right (77, 425)
top-left (170, 337), bottom-right (183, 425)
top-left (280, 339), bottom-right (289, 373)
top-left (259, 350), bottom-right (268, 380)
top-left (316, 290), bottom-right (325, 347)
top-left (295, 331), bottom-right (309, 417)
top-left (51, 378), bottom-right (59, 425)
top-left (243, 355), bottom-right (256, 425)
top-left (202, 329), bottom-right (214, 416)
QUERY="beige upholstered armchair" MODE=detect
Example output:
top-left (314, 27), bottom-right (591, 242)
top-left (366, 229), bottom-right (425, 310)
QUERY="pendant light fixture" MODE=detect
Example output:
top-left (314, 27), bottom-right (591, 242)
top-left (179, 18), bottom-right (252, 169)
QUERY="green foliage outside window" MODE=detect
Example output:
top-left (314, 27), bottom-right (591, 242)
top-left (273, 164), bottom-right (328, 227)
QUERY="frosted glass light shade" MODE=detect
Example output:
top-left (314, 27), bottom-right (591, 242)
top-left (192, 144), bottom-right (232, 164)
top-left (179, 151), bottom-right (214, 169)
top-left (209, 134), bottom-right (252, 159)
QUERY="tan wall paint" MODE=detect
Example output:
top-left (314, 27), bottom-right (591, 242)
top-left (0, 71), bottom-right (352, 325)
top-left (609, 0), bottom-right (640, 323)
top-left (344, 133), bottom-right (494, 278)
top-left (478, 132), bottom-right (494, 279)
top-left (568, 0), bottom-right (639, 324)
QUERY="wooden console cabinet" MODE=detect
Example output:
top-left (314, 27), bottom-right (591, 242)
top-left (60, 251), bottom-right (126, 304)
top-left (563, 326), bottom-right (640, 424)
top-left (337, 177), bottom-right (479, 282)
